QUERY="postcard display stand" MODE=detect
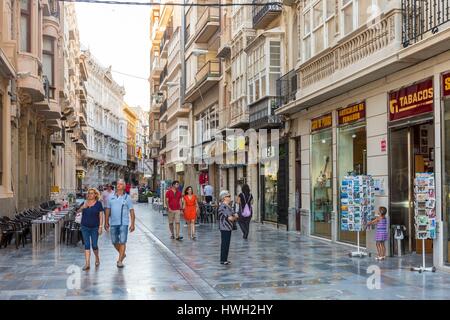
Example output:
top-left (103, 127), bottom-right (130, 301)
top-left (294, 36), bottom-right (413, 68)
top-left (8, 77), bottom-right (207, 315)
top-left (340, 175), bottom-right (375, 258)
top-left (411, 173), bottom-right (437, 273)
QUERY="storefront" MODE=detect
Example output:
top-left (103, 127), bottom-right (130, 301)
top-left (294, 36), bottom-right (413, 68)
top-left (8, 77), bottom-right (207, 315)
top-left (310, 113), bottom-right (333, 239)
top-left (388, 78), bottom-right (435, 255)
top-left (260, 146), bottom-right (278, 223)
top-left (260, 140), bottom-right (289, 226)
top-left (337, 102), bottom-right (367, 246)
top-left (441, 72), bottom-right (450, 265)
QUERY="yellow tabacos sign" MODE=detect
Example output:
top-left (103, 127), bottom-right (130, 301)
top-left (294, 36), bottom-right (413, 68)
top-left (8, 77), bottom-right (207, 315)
top-left (389, 78), bottom-right (434, 121)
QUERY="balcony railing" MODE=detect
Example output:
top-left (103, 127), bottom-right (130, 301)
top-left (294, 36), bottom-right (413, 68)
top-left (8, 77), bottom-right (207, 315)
top-left (50, 127), bottom-right (65, 146)
top-left (160, 135), bottom-right (167, 150)
top-left (160, 64), bottom-right (168, 84)
top-left (195, 60), bottom-right (220, 83)
top-left (402, 0), bottom-right (450, 47)
top-left (185, 27), bottom-right (191, 45)
top-left (160, 26), bottom-right (173, 54)
top-left (160, 99), bottom-right (168, 117)
top-left (276, 70), bottom-right (297, 107)
top-left (297, 10), bottom-right (399, 90)
top-left (195, 7), bottom-right (220, 42)
top-left (252, 0), bottom-right (282, 29)
top-left (249, 96), bottom-right (282, 129)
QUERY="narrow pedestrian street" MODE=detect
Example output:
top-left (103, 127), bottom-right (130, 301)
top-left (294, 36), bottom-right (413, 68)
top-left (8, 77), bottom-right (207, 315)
top-left (0, 203), bottom-right (449, 300)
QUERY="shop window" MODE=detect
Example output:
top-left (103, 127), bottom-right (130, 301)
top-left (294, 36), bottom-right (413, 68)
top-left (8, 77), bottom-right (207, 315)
top-left (261, 160), bottom-right (278, 223)
top-left (443, 99), bottom-right (450, 264)
top-left (311, 129), bottom-right (333, 238)
top-left (43, 36), bottom-right (55, 99)
top-left (20, 0), bottom-right (31, 52)
top-left (337, 123), bottom-right (367, 246)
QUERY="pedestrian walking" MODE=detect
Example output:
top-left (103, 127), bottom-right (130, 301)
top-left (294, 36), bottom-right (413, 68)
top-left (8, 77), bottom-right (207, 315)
top-left (165, 181), bottom-right (183, 241)
top-left (235, 183), bottom-right (253, 240)
top-left (182, 186), bottom-right (199, 240)
top-left (204, 183), bottom-right (213, 204)
top-left (104, 179), bottom-right (136, 268)
top-left (367, 206), bottom-right (388, 260)
top-left (78, 188), bottom-right (104, 271)
top-left (101, 184), bottom-right (114, 207)
top-left (218, 190), bottom-right (238, 265)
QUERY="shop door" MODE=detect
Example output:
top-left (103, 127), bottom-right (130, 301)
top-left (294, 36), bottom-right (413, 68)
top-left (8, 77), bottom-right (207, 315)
top-left (277, 142), bottom-right (289, 226)
top-left (390, 126), bottom-right (413, 253)
top-left (389, 121), bottom-right (434, 254)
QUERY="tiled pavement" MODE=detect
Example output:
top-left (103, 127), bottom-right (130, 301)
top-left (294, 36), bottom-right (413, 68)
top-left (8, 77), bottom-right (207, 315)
top-left (0, 203), bottom-right (450, 299)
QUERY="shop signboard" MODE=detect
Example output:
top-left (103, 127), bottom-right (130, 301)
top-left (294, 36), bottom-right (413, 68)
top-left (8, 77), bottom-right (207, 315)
top-left (389, 78), bottom-right (434, 122)
top-left (443, 72), bottom-right (450, 98)
top-left (338, 102), bottom-right (366, 126)
top-left (176, 163), bottom-right (184, 173)
top-left (311, 113), bottom-right (332, 132)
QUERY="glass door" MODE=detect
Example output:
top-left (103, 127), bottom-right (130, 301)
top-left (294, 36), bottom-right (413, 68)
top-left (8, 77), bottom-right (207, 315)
top-left (389, 126), bottom-right (414, 253)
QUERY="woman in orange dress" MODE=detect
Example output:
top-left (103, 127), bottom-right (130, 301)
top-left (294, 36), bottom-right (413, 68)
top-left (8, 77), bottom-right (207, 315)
top-left (182, 186), bottom-right (199, 240)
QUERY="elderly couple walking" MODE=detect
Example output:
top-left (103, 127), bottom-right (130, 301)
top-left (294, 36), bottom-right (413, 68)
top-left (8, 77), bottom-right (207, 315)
top-left (77, 179), bottom-right (135, 270)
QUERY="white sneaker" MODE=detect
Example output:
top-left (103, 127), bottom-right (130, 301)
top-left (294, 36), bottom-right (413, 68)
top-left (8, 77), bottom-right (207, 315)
top-left (117, 261), bottom-right (124, 268)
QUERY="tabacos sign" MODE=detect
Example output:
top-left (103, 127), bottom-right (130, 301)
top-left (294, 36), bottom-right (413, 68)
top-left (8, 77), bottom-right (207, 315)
top-left (443, 72), bottom-right (450, 98)
top-left (389, 78), bottom-right (434, 121)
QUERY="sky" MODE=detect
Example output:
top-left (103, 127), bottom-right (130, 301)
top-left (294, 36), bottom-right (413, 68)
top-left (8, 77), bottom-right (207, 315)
top-left (75, 2), bottom-right (150, 111)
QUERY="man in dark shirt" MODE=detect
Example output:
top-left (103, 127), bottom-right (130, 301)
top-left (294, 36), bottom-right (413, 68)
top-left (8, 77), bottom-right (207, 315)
top-left (165, 181), bottom-right (183, 241)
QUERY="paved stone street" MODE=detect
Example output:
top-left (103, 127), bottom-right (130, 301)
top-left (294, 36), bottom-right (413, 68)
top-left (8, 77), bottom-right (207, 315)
top-left (0, 203), bottom-right (450, 300)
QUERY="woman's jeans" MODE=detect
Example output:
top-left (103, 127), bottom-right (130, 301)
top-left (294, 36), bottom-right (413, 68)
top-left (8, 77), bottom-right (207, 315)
top-left (81, 225), bottom-right (99, 250)
top-left (220, 230), bottom-right (232, 262)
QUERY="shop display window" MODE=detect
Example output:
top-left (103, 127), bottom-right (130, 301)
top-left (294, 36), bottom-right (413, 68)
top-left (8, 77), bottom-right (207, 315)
top-left (262, 161), bottom-right (278, 223)
top-left (443, 100), bottom-right (450, 264)
top-left (337, 123), bottom-right (367, 246)
top-left (311, 129), bottom-right (332, 238)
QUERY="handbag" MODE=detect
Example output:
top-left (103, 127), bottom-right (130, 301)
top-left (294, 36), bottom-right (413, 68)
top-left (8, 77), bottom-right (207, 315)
top-left (75, 211), bottom-right (82, 224)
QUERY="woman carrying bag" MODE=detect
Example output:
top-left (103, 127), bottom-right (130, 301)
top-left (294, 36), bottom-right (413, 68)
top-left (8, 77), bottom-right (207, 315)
top-left (235, 184), bottom-right (253, 239)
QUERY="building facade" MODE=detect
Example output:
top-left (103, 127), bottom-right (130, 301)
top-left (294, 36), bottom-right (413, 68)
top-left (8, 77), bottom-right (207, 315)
top-left (51, 2), bottom-right (88, 200)
top-left (83, 50), bottom-right (127, 187)
top-left (123, 103), bottom-right (138, 184)
top-left (146, 0), bottom-right (450, 270)
top-left (1, 0), bottom-right (66, 214)
top-left (276, 0), bottom-right (450, 269)
top-left (131, 106), bottom-right (150, 185)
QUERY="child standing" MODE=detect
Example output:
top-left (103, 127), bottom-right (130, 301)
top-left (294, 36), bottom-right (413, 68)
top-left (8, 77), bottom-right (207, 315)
top-left (367, 206), bottom-right (388, 260)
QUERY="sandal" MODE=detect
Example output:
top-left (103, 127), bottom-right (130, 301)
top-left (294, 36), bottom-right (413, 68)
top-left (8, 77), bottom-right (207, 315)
top-left (82, 265), bottom-right (90, 271)
top-left (170, 235), bottom-right (175, 239)
top-left (95, 261), bottom-right (100, 267)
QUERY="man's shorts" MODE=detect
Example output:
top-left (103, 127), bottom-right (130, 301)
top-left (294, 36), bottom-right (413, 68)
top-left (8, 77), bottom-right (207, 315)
top-left (168, 210), bottom-right (181, 224)
top-left (110, 225), bottom-right (128, 244)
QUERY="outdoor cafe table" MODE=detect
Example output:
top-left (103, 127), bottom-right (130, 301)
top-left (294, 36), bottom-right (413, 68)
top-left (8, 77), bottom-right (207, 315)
top-left (32, 211), bottom-right (70, 247)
